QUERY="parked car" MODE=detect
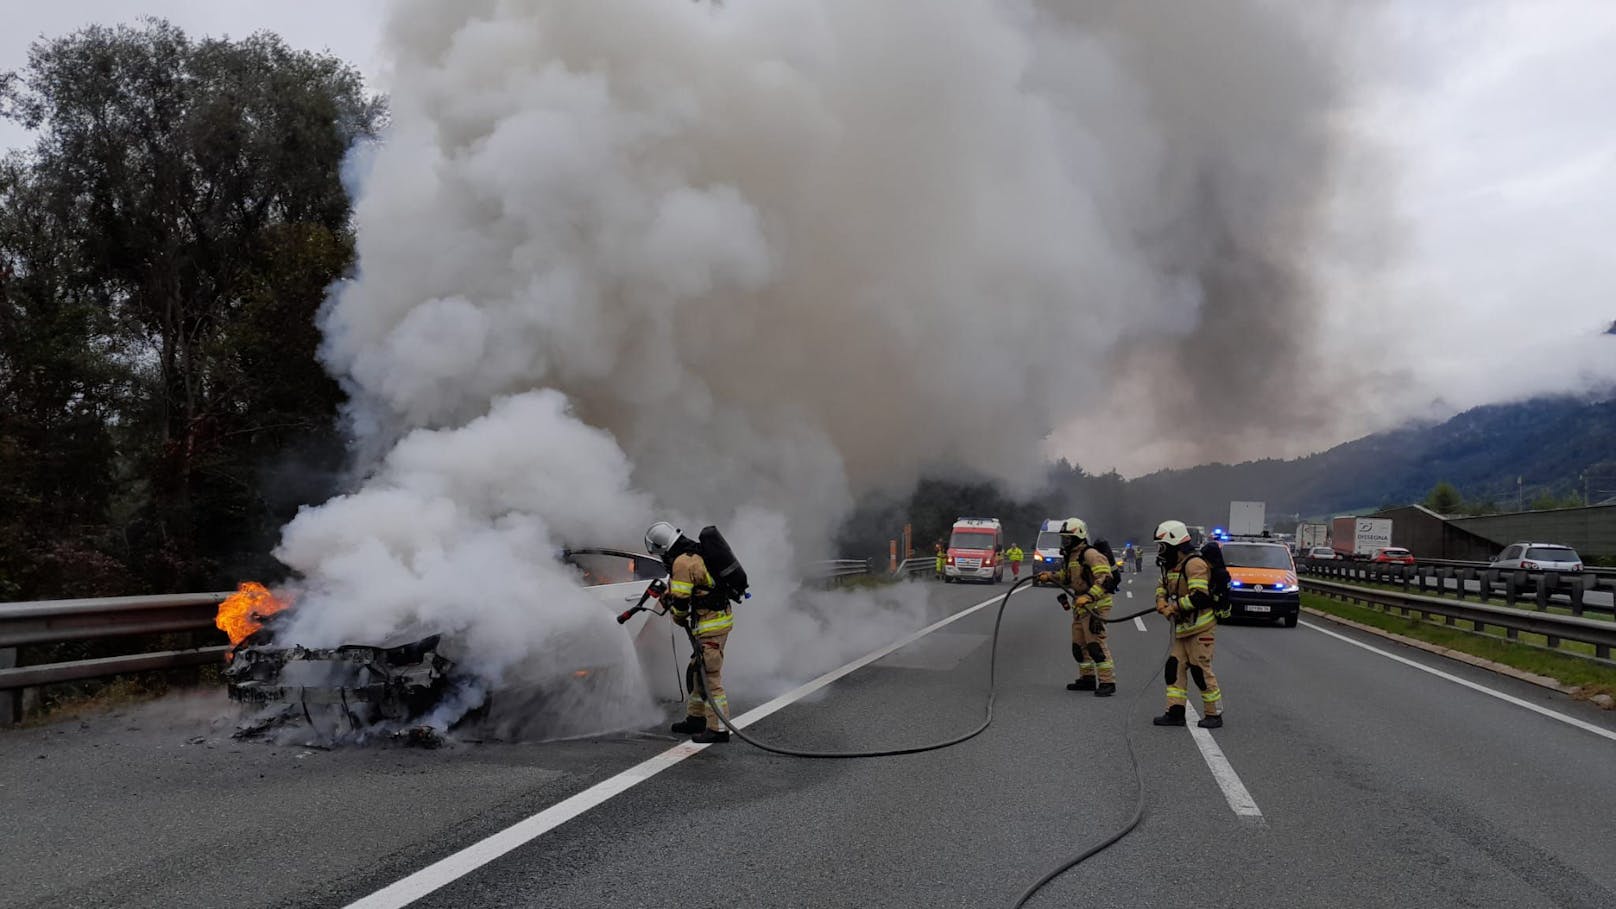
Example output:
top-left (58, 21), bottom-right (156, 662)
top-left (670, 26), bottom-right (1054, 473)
top-left (1306, 546), bottom-right (1340, 561)
top-left (1489, 543), bottom-right (1584, 573)
top-left (1371, 547), bottom-right (1415, 565)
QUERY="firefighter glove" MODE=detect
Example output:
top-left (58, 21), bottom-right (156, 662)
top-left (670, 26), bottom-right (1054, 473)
top-left (1037, 571), bottom-right (1054, 584)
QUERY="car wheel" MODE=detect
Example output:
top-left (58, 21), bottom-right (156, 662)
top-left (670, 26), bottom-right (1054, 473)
top-left (1283, 612), bottom-right (1298, 628)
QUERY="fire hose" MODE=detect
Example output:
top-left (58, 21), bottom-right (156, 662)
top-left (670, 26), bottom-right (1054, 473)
top-left (623, 572), bottom-right (1171, 906)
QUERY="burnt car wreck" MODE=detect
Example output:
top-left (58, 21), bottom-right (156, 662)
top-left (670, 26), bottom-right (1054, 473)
top-left (215, 549), bottom-right (674, 745)
top-left (226, 633), bottom-right (469, 743)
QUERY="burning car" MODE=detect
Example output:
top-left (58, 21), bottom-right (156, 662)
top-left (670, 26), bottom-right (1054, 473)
top-left (215, 551), bottom-right (683, 744)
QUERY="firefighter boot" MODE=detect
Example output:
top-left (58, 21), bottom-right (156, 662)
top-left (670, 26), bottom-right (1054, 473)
top-left (1197, 714), bottom-right (1223, 729)
top-left (1067, 676), bottom-right (1097, 691)
top-left (692, 728), bottom-right (730, 744)
top-left (1152, 705), bottom-right (1187, 726)
top-left (1095, 682), bottom-right (1116, 697)
top-left (670, 715), bottom-right (706, 734)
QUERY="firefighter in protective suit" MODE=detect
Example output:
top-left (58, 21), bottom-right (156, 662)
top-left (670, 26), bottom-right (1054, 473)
top-left (646, 522), bottom-right (733, 744)
top-left (1037, 517), bottom-right (1116, 696)
top-left (1152, 520), bottom-right (1223, 729)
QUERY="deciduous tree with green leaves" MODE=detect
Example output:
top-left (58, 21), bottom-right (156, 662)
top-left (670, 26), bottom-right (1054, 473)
top-left (1, 19), bottom-right (384, 595)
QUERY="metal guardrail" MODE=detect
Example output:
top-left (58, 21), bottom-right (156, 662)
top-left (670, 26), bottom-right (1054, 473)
top-left (1412, 557), bottom-right (1616, 581)
top-left (812, 559), bottom-right (873, 580)
top-left (1300, 558), bottom-right (1616, 616)
top-left (893, 556), bottom-right (936, 577)
top-left (1302, 576), bottom-right (1616, 661)
top-left (0, 592), bottom-right (235, 722)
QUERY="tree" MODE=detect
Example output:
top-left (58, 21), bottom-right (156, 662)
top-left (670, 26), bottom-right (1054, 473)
top-left (1, 20), bottom-right (384, 593)
top-left (0, 157), bottom-right (134, 598)
top-left (1423, 481), bottom-right (1462, 515)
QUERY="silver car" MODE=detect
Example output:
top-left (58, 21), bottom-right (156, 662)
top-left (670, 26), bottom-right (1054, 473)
top-left (1489, 542), bottom-right (1584, 572)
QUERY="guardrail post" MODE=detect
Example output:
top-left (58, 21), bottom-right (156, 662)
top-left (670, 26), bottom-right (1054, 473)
top-left (1533, 574), bottom-right (1550, 613)
top-left (1568, 576), bottom-right (1586, 617)
top-left (1455, 567), bottom-right (1468, 601)
top-left (1478, 569), bottom-right (1492, 604)
top-left (1503, 573), bottom-right (1520, 639)
top-left (0, 647), bottom-right (19, 725)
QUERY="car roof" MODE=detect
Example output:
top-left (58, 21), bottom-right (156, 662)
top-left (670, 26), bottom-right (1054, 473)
top-left (1222, 540), bottom-right (1288, 549)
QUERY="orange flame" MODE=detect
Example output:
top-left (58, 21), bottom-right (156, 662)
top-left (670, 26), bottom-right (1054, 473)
top-left (216, 582), bottom-right (290, 648)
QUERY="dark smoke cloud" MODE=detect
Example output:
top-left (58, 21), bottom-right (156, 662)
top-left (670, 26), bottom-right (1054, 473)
top-left (1041, 1), bottom-right (1390, 473)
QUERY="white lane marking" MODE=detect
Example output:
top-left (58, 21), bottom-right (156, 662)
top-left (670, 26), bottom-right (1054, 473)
top-left (1126, 589), bottom-right (1134, 598)
top-left (1133, 616), bottom-right (1147, 632)
top-left (1183, 701), bottom-right (1263, 821)
top-left (344, 587), bottom-right (1030, 909)
top-left (1301, 620), bottom-right (1616, 743)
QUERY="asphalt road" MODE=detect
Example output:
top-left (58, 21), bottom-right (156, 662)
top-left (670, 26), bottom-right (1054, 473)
top-left (5, 571), bottom-right (1615, 908)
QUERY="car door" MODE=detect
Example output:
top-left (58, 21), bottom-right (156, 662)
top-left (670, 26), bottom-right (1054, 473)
top-left (1494, 545), bottom-right (1523, 569)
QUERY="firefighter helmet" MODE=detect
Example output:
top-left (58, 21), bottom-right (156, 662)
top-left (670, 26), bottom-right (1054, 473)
top-left (644, 521), bottom-right (683, 558)
top-left (1060, 517), bottom-right (1089, 542)
top-left (1154, 520), bottom-right (1192, 546)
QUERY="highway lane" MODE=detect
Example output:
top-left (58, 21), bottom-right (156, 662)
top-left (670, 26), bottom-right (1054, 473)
top-left (351, 572), bottom-right (1616, 909)
top-left (6, 570), bottom-right (1616, 908)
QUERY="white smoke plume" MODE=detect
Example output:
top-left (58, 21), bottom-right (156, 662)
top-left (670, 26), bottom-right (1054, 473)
top-left (274, 0), bottom-right (1373, 734)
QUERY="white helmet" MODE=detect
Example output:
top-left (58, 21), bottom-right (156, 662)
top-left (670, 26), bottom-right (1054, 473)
top-left (644, 521), bottom-right (683, 558)
top-left (1154, 520), bottom-right (1192, 547)
top-left (1060, 517), bottom-right (1089, 543)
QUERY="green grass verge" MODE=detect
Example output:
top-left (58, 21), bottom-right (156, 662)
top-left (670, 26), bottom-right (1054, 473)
top-left (1302, 592), bottom-right (1616, 699)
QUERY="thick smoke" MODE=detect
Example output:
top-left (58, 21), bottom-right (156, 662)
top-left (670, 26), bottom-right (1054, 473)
top-left (275, 0), bottom-right (1371, 734)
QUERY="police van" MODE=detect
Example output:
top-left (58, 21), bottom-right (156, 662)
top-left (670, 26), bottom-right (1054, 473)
top-left (1031, 519), bottom-right (1065, 586)
top-left (945, 518), bottom-right (1004, 583)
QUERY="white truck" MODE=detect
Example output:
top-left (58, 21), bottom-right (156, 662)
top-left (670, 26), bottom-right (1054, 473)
top-left (1229, 501), bottom-right (1266, 537)
top-left (1330, 516), bottom-right (1393, 559)
top-left (1296, 522), bottom-right (1330, 552)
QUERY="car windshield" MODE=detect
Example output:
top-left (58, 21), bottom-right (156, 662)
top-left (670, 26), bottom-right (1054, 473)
top-left (1526, 546), bottom-right (1579, 562)
top-left (1221, 543), bottom-right (1294, 570)
top-left (1383, 549), bottom-right (1410, 556)
top-left (950, 531), bottom-right (996, 551)
top-left (1035, 531), bottom-right (1062, 551)
top-left (1311, 548), bottom-right (1333, 556)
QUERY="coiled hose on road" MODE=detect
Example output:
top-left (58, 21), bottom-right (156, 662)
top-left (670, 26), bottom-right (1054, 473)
top-left (682, 573), bottom-right (1173, 906)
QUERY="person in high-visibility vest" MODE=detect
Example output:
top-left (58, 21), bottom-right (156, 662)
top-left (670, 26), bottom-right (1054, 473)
top-left (934, 542), bottom-right (946, 580)
top-left (1005, 543), bottom-right (1024, 580)
top-left (646, 521), bottom-right (734, 744)
top-left (1152, 519), bottom-right (1223, 729)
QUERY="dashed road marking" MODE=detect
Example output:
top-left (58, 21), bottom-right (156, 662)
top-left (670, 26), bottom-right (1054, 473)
top-left (1133, 616), bottom-right (1147, 632)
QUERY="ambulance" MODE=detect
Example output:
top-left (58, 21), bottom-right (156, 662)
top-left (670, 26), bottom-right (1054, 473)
top-left (944, 517), bottom-right (1005, 583)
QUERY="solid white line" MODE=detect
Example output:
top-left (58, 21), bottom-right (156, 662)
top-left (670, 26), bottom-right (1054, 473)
top-left (344, 586), bottom-right (1029, 909)
top-left (1300, 620), bottom-right (1616, 743)
top-left (1133, 616), bottom-right (1147, 632)
top-left (1183, 701), bottom-right (1263, 821)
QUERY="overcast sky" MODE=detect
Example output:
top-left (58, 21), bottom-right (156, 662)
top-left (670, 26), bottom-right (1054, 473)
top-left (3, 2), bottom-right (1613, 473)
